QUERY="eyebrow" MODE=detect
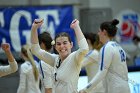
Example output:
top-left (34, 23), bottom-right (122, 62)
top-left (56, 41), bottom-right (68, 44)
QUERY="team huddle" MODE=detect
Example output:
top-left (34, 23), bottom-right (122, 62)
top-left (0, 18), bottom-right (130, 93)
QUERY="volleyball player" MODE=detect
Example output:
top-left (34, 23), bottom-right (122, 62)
top-left (30, 18), bottom-right (89, 93)
top-left (79, 19), bottom-right (130, 93)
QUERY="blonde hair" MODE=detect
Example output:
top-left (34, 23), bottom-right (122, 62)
top-left (21, 44), bottom-right (39, 81)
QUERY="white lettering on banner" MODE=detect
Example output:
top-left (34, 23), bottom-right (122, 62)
top-left (36, 10), bottom-right (60, 38)
top-left (0, 12), bottom-right (6, 52)
top-left (0, 9), bottom-right (61, 52)
top-left (22, 30), bottom-right (31, 44)
top-left (0, 12), bottom-right (4, 27)
top-left (10, 10), bottom-right (32, 51)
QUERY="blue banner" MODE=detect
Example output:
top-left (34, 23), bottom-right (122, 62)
top-left (0, 6), bottom-right (75, 52)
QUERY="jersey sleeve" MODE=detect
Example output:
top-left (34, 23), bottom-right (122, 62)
top-left (82, 50), bottom-right (99, 67)
top-left (31, 43), bottom-right (56, 66)
top-left (75, 38), bottom-right (89, 65)
top-left (0, 60), bottom-right (18, 77)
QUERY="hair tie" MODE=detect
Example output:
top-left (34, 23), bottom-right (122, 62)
top-left (51, 40), bottom-right (55, 45)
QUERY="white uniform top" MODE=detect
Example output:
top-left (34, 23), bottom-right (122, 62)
top-left (82, 49), bottom-right (105, 93)
top-left (84, 41), bottom-right (130, 93)
top-left (17, 61), bottom-right (41, 93)
top-left (31, 38), bottom-right (88, 93)
top-left (39, 60), bottom-right (53, 93)
top-left (0, 60), bottom-right (18, 77)
top-left (83, 50), bottom-right (99, 81)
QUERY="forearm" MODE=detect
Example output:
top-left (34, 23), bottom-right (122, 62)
top-left (6, 50), bottom-right (18, 72)
top-left (31, 44), bottom-right (54, 66)
top-left (0, 60), bottom-right (18, 77)
top-left (83, 70), bottom-right (107, 92)
top-left (31, 25), bottom-right (39, 44)
top-left (73, 25), bottom-right (85, 43)
top-left (76, 38), bottom-right (89, 65)
top-left (9, 60), bottom-right (18, 72)
top-left (5, 50), bottom-right (15, 62)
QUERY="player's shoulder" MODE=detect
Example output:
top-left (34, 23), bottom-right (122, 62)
top-left (105, 41), bottom-right (119, 48)
top-left (20, 61), bottom-right (32, 73)
top-left (100, 41), bottom-right (117, 52)
top-left (85, 50), bottom-right (99, 57)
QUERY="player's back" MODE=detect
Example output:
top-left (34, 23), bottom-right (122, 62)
top-left (108, 41), bottom-right (128, 80)
top-left (104, 41), bottom-right (130, 93)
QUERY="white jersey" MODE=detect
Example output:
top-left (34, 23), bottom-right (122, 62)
top-left (31, 38), bottom-right (88, 93)
top-left (83, 50), bottom-right (99, 81)
top-left (0, 60), bottom-right (18, 77)
top-left (85, 41), bottom-right (130, 93)
top-left (82, 50), bottom-right (105, 93)
top-left (17, 61), bottom-right (41, 93)
top-left (39, 60), bottom-right (53, 93)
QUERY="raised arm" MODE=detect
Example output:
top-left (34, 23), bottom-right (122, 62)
top-left (0, 43), bottom-right (18, 77)
top-left (70, 19), bottom-right (85, 43)
top-left (31, 19), bottom-right (43, 44)
top-left (30, 19), bottom-right (55, 66)
top-left (70, 19), bottom-right (89, 64)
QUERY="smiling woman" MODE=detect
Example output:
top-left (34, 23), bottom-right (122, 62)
top-left (54, 32), bottom-right (73, 60)
top-left (30, 18), bottom-right (89, 93)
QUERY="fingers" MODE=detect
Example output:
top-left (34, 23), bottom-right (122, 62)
top-left (71, 19), bottom-right (78, 24)
top-left (32, 19), bottom-right (44, 28)
top-left (34, 19), bottom-right (44, 24)
top-left (70, 19), bottom-right (79, 29)
top-left (1, 43), bottom-right (10, 50)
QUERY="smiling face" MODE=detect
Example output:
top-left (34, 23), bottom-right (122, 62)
top-left (55, 36), bottom-right (73, 60)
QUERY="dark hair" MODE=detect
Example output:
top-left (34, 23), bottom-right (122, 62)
top-left (100, 19), bottom-right (119, 37)
top-left (84, 32), bottom-right (102, 50)
top-left (38, 32), bottom-right (53, 50)
top-left (55, 32), bottom-right (72, 43)
top-left (133, 35), bottom-right (140, 42)
top-left (132, 35), bottom-right (140, 45)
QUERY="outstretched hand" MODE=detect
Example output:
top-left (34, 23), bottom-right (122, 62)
top-left (1, 43), bottom-right (10, 52)
top-left (70, 19), bottom-right (79, 29)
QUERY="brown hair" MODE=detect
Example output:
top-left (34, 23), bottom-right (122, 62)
top-left (100, 19), bottom-right (119, 38)
top-left (38, 32), bottom-right (53, 51)
top-left (54, 32), bottom-right (72, 43)
top-left (84, 32), bottom-right (102, 50)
